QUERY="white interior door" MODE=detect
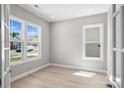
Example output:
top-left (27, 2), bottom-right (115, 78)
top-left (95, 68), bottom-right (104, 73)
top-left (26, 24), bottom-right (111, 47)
top-left (0, 4), bottom-right (10, 88)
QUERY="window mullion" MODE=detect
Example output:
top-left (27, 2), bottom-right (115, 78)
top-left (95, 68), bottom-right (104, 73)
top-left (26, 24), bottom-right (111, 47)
top-left (22, 23), bottom-right (27, 62)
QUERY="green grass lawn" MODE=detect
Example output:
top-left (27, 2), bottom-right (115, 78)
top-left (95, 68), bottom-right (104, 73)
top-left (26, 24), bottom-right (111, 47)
top-left (10, 55), bottom-right (37, 62)
top-left (28, 55), bottom-right (37, 59)
top-left (10, 56), bottom-right (21, 62)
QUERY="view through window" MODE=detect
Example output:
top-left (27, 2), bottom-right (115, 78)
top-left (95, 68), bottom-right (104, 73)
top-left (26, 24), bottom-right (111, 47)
top-left (10, 19), bottom-right (22, 62)
top-left (27, 25), bottom-right (40, 60)
top-left (10, 17), bottom-right (41, 64)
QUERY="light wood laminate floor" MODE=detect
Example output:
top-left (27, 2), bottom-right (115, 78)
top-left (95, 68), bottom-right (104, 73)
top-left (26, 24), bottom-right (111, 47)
top-left (11, 66), bottom-right (107, 88)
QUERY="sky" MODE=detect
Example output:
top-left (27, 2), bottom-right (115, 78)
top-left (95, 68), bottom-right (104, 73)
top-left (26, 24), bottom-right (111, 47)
top-left (10, 19), bottom-right (21, 33)
top-left (10, 19), bottom-right (38, 37)
top-left (27, 25), bottom-right (38, 37)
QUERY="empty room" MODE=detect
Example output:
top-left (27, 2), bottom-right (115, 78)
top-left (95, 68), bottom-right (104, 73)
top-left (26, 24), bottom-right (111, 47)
top-left (0, 4), bottom-right (124, 88)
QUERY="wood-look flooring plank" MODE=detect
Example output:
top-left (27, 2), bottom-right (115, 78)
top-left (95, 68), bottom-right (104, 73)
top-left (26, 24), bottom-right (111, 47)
top-left (11, 66), bottom-right (107, 88)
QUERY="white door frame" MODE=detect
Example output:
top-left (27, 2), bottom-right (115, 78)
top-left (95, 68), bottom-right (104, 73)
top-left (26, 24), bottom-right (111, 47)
top-left (0, 4), bottom-right (10, 88)
top-left (111, 4), bottom-right (124, 88)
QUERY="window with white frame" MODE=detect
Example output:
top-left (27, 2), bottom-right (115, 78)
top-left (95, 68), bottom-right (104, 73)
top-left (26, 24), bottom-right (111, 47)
top-left (10, 18), bottom-right (23, 63)
top-left (82, 23), bottom-right (104, 60)
top-left (26, 24), bottom-right (41, 60)
top-left (10, 17), bottom-right (41, 64)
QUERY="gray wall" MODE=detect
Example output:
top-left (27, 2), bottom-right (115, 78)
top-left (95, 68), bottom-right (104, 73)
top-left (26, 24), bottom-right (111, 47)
top-left (10, 5), bottom-right (50, 77)
top-left (50, 13), bottom-right (107, 72)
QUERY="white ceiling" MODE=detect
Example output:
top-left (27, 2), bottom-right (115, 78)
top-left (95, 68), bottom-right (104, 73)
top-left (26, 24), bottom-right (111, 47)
top-left (19, 4), bottom-right (111, 22)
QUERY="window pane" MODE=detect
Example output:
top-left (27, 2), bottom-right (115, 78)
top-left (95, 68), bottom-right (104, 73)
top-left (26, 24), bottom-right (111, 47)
top-left (10, 19), bottom-right (22, 63)
top-left (115, 13), bottom-right (121, 86)
top-left (85, 27), bottom-right (100, 42)
top-left (27, 42), bottom-right (39, 59)
top-left (27, 25), bottom-right (39, 42)
top-left (85, 43), bottom-right (100, 58)
top-left (27, 25), bottom-right (39, 60)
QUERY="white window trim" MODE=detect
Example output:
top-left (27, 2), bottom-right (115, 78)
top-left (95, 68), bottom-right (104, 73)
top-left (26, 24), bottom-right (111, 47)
top-left (25, 21), bottom-right (42, 62)
top-left (82, 23), bottom-right (104, 61)
top-left (10, 16), bottom-right (42, 66)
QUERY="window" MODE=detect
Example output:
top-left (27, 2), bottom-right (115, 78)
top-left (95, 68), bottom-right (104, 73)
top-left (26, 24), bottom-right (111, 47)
top-left (10, 17), bottom-right (41, 65)
top-left (83, 24), bottom-right (104, 60)
top-left (26, 24), bottom-right (41, 60)
top-left (10, 18), bottom-right (23, 63)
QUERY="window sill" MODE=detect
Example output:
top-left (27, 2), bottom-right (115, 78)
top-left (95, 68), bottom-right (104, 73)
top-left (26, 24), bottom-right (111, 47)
top-left (10, 57), bottom-right (41, 67)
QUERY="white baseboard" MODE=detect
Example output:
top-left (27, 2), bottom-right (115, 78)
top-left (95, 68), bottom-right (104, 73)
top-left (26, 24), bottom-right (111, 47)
top-left (50, 63), bottom-right (106, 74)
top-left (11, 63), bottom-right (50, 82)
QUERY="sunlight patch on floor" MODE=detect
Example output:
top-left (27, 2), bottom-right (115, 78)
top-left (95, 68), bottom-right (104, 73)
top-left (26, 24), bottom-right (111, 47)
top-left (73, 71), bottom-right (96, 77)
